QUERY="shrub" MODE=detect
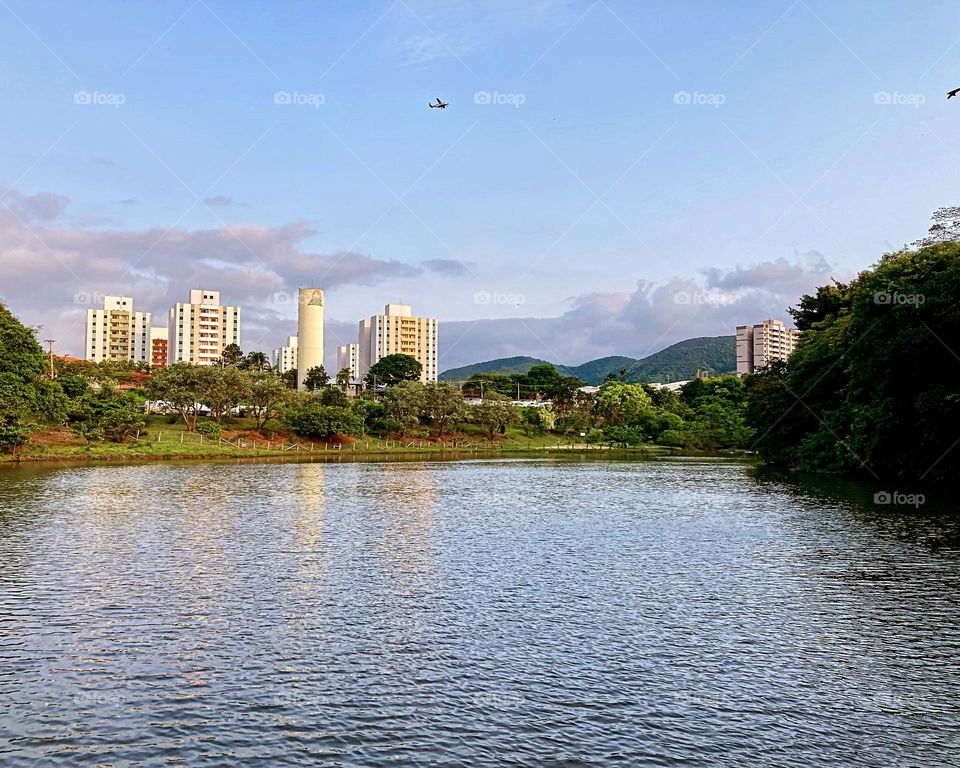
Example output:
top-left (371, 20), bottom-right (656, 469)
top-left (69, 388), bottom-right (145, 442)
top-left (0, 418), bottom-right (29, 453)
top-left (282, 403), bottom-right (362, 440)
top-left (196, 420), bottom-right (223, 437)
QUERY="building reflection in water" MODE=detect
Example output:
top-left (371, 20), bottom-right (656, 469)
top-left (365, 461), bottom-right (438, 580)
top-left (290, 462), bottom-right (326, 586)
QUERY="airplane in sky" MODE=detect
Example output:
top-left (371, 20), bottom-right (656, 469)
top-left (429, 98), bottom-right (448, 109)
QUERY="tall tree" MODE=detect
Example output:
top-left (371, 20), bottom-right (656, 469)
top-left (242, 351), bottom-right (271, 372)
top-left (472, 394), bottom-right (521, 438)
top-left (594, 381), bottom-right (653, 426)
top-left (381, 380), bottom-right (425, 435)
top-left (244, 371), bottom-right (290, 430)
top-left (421, 382), bottom-right (466, 438)
top-left (304, 365), bottom-right (329, 391)
top-left (0, 301), bottom-right (45, 417)
top-left (218, 343), bottom-right (244, 368)
top-left (366, 354), bottom-right (422, 387)
top-left (199, 365), bottom-right (249, 423)
top-left (145, 363), bottom-right (207, 431)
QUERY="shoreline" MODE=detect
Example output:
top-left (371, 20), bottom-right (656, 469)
top-left (0, 442), bottom-right (752, 469)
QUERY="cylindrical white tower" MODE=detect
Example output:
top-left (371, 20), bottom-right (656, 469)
top-left (297, 288), bottom-right (324, 390)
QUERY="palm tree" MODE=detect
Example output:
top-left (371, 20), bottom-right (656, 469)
top-left (242, 351), bottom-right (271, 372)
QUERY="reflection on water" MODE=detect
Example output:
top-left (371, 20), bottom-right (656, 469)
top-left (0, 458), bottom-right (958, 767)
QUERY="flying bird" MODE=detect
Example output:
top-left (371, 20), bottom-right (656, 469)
top-left (948, 88), bottom-right (960, 99)
top-left (429, 97), bottom-right (448, 109)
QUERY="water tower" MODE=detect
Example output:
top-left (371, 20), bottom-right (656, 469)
top-left (297, 288), bottom-right (324, 389)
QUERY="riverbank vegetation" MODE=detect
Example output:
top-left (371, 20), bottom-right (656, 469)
top-left (743, 239), bottom-right (960, 481)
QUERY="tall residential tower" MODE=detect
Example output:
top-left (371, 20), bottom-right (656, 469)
top-left (83, 296), bottom-right (151, 363)
top-left (356, 303), bottom-right (438, 382)
top-left (167, 289), bottom-right (240, 365)
top-left (736, 319), bottom-right (800, 375)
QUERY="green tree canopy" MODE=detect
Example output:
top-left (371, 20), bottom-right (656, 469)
top-left (381, 380), bottom-right (425, 435)
top-left (366, 354), bottom-right (422, 386)
top-left (303, 365), bottom-right (329, 391)
top-left (282, 402), bottom-right (361, 440)
top-left (745, 240), bottom-right (960, 479)
top-left (218, 343), bottom-right (244, 368)
top-left (594, 381), bottom-right (654, 426)
top-left (421, 382), bottom-right (466, 438)
top-left (244, 371), bottom-right (290, 430)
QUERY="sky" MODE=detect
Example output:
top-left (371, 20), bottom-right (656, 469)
top-left (1, 0), bottom-right (959, 370)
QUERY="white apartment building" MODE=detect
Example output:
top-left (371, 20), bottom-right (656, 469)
top-left (336, 343), bottom-right (359, 380)
top-left (357, 304), bottom-right (438, 382)
top-left (167, 289), bottom-right (240, 366)
top-left (736, 319), bottom-right (800, 375)
top-left (273, 335), bottom-right (298, 374)
top-left (83, 296), bottom-right (151, 363)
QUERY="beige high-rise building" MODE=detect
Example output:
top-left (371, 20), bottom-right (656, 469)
top-left (297, 288), bottom-right (324, 390)
top-left (273, 335), bottom-right (298, 374)
top-left (357, 303), bottom-right (438, 382)
top-left (167, 289), bottom-right (240, 366)
top-left (84, 296), bottom-right (151, 363)
top-left (336, 343), bottom-right (359, 380)
top-left (736, 319), bottom-right (800, 375)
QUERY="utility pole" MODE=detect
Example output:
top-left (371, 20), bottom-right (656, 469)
top-left (44, 339), bottom-right (56, 378)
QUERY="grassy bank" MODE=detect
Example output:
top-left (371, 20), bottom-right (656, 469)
top-left (2, 415), bottom-right (679, 465)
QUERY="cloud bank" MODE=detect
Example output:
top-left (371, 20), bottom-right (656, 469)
top-left (0, 186), bottom-right (846, 371)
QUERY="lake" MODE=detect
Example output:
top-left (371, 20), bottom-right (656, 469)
top-left (1, 457), bottom-right (958, 766)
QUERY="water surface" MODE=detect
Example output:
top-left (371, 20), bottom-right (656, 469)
top-left (1, 458), bottom-right (958, 766)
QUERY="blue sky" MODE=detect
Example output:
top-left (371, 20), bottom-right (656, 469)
top-left (2, 0), bottom-right (959, 368)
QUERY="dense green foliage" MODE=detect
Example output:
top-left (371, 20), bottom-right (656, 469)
top-left (744, 244), bottom-right (960, 480)
top-left (366, 354), bottom-right (422, 386)
top-left (303, 365), bottom-right (329, 390)
top-left (281, 401), bottom-right (362, 439)
top-left (70, 387), bottom-right (145, 442)
top-left (460, 363), bottom-right (582, 401)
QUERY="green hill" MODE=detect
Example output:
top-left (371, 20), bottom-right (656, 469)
top-left (564, 356), bottom-right (638, 383)
top-left (439, 336), bottom-right (736, 385)
top-left (438, 356), bottom-right (553, 381)
top-left (626, 336), bottom-right (735, 383)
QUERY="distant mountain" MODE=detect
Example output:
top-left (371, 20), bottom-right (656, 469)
top-left (438, 356), bottom-right (554, 381)
top-left (626, 336), bottom-right (735, 383)
top-left (439, 336), bottom-right (736, 385)
top-left (563, 355), bottom-right (639, 383)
